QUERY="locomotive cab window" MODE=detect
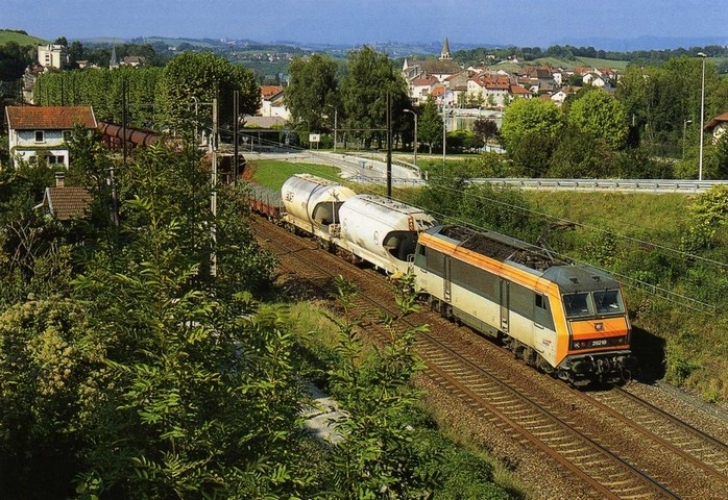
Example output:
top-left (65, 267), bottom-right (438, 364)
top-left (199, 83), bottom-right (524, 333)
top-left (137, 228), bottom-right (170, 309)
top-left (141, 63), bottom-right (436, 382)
top-left (563, 292), bottom-right (590, 318)
top-left (594, 289), bottom-right (624, 315)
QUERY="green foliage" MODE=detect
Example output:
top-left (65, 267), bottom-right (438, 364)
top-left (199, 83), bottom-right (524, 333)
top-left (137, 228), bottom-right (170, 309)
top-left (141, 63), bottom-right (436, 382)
top-left (509, 129), bottom-right (557, 178)
top-left (160, 51), bottom-right (260, 132)
top-left (473, 117), bottom-right (499, 147)
top-left (35, 67), bottom-right (164, 126)
top-left (286, 53), bottom-right (339, 132)
top-left (322, 275), bottom-right (437, 499)
top-left (418, 96), bottom-right (444, 153)
top-left (0, 298), bottom-right (104, 498)
top-left (565, 88), bottom-right (628, 150)
top-left (500, 98), bottom-right (563, 154)
top-left (461, 184), bottom-right (540, 241)
top-left (664, 334), bottom-right (700, 386)
top-left (687, 184), bottom-right (728, 245)
top-left (0, 41), bottom-right (33, 82)
top-left (546, 126), bottom-right (612, 178)
top-left (339, 46), bottom-right (410, 150)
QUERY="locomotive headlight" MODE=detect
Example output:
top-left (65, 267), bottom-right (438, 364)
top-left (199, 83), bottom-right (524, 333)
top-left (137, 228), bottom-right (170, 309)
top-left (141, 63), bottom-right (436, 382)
top-left (595, 322), bottom-right (604, 331)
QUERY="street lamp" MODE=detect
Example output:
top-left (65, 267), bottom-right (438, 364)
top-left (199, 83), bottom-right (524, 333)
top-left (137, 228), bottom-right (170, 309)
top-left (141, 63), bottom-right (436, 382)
top-left (698, 52), bottom-right (707, 181)
top-left (403, 108), bottom-right (417, 167)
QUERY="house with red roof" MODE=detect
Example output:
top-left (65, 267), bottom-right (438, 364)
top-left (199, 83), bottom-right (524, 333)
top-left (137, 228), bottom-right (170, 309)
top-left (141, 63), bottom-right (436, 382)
top-left (37, 173), bottom-right (92, 221)
top-left (704, 111), bottom-right (728, 143)
top-left (258, 85), bottom-right (289, 120)
top-left (5, 105), bottom-right (97, 168)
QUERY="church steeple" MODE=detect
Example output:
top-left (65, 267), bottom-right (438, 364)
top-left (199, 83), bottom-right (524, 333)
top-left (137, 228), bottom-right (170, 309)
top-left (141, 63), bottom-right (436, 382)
top-left (439, 38), bottom-right (451, 61)
top-left (109, 46), bottom-right (119, 69)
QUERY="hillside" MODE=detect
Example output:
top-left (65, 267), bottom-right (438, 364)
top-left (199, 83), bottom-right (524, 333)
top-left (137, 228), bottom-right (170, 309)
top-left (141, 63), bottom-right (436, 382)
top-left (0, 29), bottom-right (46, 46)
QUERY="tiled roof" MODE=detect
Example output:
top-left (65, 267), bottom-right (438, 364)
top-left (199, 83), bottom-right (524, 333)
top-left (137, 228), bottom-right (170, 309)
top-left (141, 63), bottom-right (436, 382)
top-left (45, 186), bottom-right (92, 221)
top-left (261, 85), bottom-right (284, 100)
top-left (6, 106), bottom-right (97, 130)
top-left (704, 111), bottom-right (728, 131)
top-left (510, 85), bottom-right (532, 95)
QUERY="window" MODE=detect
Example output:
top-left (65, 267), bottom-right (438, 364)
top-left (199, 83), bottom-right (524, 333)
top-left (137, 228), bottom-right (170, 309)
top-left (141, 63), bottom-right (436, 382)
top-left (563, 292), bottom-right (591, 318)
top-left (535, 294), bottom-right (554, 329)
top-left (48, 155), bottom-right (65, 165)
top-left (594, 290), bottom-right (624, 315)
top-left (35, 130), bottom-right (45, 142)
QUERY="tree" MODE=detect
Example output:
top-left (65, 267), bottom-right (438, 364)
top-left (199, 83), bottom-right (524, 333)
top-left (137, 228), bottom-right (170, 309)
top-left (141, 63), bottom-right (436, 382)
top-left (500, 98), bottom-right (563, 154)
top-left (322, 276), bottom-right (439, 498)
top-left (286, 53), bottom-right (339, 133)
top-left (473, 117), bottom-right (499, 147)
top-left (547, 126), bottom-right (613, 178)
top-left (566, 88), bottom-right (629, 150)
top-left (339, 46), bottom-right (409, 149)
top-left (0, 42), bottom-right (32, 83)
top-left (159, 52), bottom-right (260, 133)
top-left (68, 41), bottom-right (84, 67)
top-left (418, 96), bottom-right (444, 154)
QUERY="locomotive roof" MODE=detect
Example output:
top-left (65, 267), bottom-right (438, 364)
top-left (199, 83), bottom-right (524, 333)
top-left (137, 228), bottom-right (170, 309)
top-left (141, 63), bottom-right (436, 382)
top-left (541, 265), bottom-right (620, 293)
top-left (427, 225), bottom-right (568, 271)
top-left (424, 225), bottom-right (620, 290)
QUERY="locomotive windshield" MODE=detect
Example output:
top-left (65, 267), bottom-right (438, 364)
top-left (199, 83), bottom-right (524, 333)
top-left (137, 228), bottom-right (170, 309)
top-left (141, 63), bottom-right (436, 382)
top-left (564, 289), bottom-right (624, 319)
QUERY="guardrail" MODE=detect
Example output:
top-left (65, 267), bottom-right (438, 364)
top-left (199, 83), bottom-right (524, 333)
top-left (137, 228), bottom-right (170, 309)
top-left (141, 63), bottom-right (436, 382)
top-left (470, 178), bottom-right (728, 194)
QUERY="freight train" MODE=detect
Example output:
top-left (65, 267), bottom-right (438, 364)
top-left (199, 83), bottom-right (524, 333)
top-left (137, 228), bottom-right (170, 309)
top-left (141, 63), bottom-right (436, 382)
top-left (248, 174), bottom-right (636, 386)
top-left (254, 173), bottom-right (437, 276)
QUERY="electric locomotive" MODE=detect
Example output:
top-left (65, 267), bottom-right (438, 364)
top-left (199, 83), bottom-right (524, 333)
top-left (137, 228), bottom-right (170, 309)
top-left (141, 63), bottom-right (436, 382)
top-left (412, 224), bottom-right (635, 386)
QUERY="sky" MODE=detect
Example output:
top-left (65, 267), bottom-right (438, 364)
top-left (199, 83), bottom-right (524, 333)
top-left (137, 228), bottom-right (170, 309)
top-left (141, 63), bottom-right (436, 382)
top-left (4, 0), bottom-right (728, 50)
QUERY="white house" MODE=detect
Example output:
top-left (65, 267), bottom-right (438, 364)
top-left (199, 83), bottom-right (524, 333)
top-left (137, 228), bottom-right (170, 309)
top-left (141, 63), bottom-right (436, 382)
top-left (583, 72), bottom-right (606, 88)
top-left (5, 105), bottom-right (97, 168)
top-left (259, 85), bottom-right (290, 120)
top-left (704, 111), bottom-right (728, 143)
top-left (37, 44), bottom-right (68, 69)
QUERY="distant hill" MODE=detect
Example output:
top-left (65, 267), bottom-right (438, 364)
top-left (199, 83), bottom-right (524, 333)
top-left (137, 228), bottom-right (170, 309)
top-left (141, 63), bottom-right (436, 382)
top-left (0, 29), bottom-right (47, 46)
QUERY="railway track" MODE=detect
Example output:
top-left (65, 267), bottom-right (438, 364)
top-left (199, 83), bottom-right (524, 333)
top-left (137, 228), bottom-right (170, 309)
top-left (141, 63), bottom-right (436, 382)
top-left (251, 215), bottom-right (728, 499)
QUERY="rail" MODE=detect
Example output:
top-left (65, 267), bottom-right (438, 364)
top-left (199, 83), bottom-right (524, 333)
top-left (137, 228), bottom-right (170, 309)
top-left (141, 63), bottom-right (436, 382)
top-left (471, 178), bottom-right (728, 194)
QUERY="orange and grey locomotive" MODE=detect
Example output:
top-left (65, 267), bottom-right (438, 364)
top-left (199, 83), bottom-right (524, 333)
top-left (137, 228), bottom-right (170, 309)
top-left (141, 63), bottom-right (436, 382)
top-left (412, 224), bottom-right (635, 386)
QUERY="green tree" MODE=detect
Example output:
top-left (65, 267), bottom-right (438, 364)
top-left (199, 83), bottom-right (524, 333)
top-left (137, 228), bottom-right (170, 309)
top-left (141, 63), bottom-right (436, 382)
top-left (286, 53), bottom-right (339, 133)
top-left (339, 46), bottom-right (409, 149)
top-left (473, 117), bottom-right (499, 147)
top-left (418, 96), bottom-right (444, 154)
top-left (547, 126), bottom-right (613, 178)
top-left (0, 297), bottom-right (104, 499)
top-left (69, 143), bottom-right (300, 499)
top-left (566, 88), bottom-right (628, 150)
top-left (159, 52), bottom-right (260, 132)
top-left (500, 98), bottom-right (563, 154)
top-left (0, 41), bottom-right (32, 82)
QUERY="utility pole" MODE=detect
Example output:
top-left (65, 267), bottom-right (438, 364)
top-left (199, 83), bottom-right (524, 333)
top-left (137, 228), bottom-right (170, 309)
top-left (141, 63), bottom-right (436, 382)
top-left (211, 97), bottom-right (218, 278)
top-left (698, 52), bottom-right (707, 181)
top-left (233, 90), bottom-right (239, 183)
top-left (386, 92), bottom-right (392, 199)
